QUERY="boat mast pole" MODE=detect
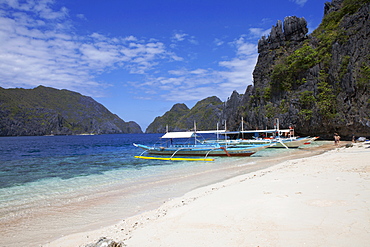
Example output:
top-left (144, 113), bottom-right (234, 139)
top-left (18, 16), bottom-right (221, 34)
top-left (224, 120), bottom-right (227, 147)
top-left (194, 120), bottom-right (197, 145)
top-left (241, 117), bottom-right (244, 139)
top-left (274, 118), bottom-right (280, 137)
top-left (217, 122), bottom-right (219, 141)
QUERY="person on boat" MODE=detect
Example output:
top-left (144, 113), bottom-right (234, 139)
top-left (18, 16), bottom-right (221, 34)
top-left (289, 125), bottom-right (294, 137)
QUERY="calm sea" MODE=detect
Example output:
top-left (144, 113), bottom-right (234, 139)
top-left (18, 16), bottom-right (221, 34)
top-left (0, 134), bottom-right (323, 246)
top-left (0, 134), bottom-right (163, 189)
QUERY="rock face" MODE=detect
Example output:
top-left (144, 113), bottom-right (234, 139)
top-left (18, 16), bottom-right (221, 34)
top-left (146, 96), bottom-right (223, 133)
top-left (258, 16), bottom-right (307, 53)
top-left (222, 0), bottom-right (369, 139)
top-left (85, 237), bottom-right (124, 247)
top-left (0, 86), bottom-right (142, 136)
top-left (146, 0), bottom-right (369, 139)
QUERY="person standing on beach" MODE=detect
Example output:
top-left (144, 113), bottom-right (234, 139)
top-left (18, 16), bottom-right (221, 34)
top-left (289, 125), bottom-right (294, 137)
top-left (334, 133), bottom-right (341, 145)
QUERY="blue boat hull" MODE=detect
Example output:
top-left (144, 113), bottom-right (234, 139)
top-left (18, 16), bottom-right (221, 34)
top-left (133, 143), bottom-right (268, 157)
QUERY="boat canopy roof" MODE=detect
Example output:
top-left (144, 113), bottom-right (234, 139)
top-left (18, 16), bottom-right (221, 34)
top-left (196, 130), bottom-right (226, 134)
top-left (240, 129), bottom-right (290, 134)
top-left (161, 130), bottom-right (228, 139)
top-left (161, 129), bottom-right (291, 138)
top-left (161, 132), bottom-right (196, 139)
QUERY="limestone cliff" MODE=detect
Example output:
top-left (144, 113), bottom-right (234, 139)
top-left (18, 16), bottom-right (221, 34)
top-left (222, 0), bottom-right (369, 139)
top-left (0, 86), bottom-right (142, 136)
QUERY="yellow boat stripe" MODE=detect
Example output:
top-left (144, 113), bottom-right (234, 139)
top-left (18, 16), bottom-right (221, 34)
top-left (134, 156), bottom-right (214, 161)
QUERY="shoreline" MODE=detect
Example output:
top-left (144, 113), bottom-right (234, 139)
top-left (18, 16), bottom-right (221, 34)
top-left (44, 141), bottom-right (370, 247)
top-left (1, 141), bottom-right (333, 247)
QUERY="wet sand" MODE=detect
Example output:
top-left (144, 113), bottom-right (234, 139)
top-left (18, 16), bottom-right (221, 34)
top-left (41, 141), bottom-right (370, 247)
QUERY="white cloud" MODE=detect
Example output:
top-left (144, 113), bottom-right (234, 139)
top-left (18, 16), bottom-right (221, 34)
top-left (171, 31), bottom-right (198, 45)
top-left (168, 69), bottom-right (187, 76)
top-left (290, 0), bottom-right (308, 7)
top-left (76, 14), bottom-right (86, 20)
top-left (218, 37), bottom-right (258, 91)
top-left (233, 37), bottom-right (257, 56)
top-left (214, 38), bottom-right (224, 46)
top-left (3, 0), bottom-right (68, 20)
top-left (249, 27), bottom-right (271, 38)
top-left (172, 32), bottom-right (188, 42)
top-left (0, 0), bottom-right (178, 95)
top-left (130, 36), bottom-right (258, 102)
top-left (0, 0), bottom-right (259, 104)
top-left (188, 36), bottom-right (199, 45)
top-left (130, 67), bottom-right (224, 101)
top-left (124, 35), bottom-right (138, 42)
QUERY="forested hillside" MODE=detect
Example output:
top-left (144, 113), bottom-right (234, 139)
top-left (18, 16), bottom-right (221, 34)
top-left (0, 86), bottom-right (142, 136)
top-left (146, 96), bottom-right (223, 133)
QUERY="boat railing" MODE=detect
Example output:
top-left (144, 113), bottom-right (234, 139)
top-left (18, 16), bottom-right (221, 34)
top-left (170, 144), bottom-right (219, 149)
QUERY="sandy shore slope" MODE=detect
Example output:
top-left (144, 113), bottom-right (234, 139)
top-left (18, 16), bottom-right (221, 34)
top-left (46, 143), bottom-right (370, 247)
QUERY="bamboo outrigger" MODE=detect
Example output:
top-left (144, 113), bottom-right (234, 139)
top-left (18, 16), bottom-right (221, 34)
top-left (133, 130), bottom-right (271, 161)
top-left (134, 155), bottom-right (215, 162)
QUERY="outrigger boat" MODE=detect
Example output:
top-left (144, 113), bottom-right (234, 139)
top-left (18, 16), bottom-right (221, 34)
top-left (235, 129), bottom-right (318, 148)
top-left (203, 119), bottom-right (318, 149)
top-left (203, 134), bottom-right (316, 149)
top-left (133, 131), bottom-right (272, 161)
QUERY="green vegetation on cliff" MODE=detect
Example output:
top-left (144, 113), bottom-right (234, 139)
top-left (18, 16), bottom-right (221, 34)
top-left (145, 103), bottom-right (190, 133)
top-left (0, 86), bottom-right (142, 136)
top-left (222, 0), bottom-right (369, 139)
top-left (271, 43), bottom-right (318, 91)
top-left (240, 0), bottom-right (370, 139)
top-left (146, 0), bottom-right (369, 139)
top-left (267, 0), bottom-right (368, 121)
top-left (271, 0), bottom-right (367, 91)
top-left (146, 96), bottom-right (223, 133)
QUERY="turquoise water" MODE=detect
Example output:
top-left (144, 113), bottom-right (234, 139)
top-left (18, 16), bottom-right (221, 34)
top-left (0, 134), bottom-right (322, 246)
top-left (0, 134), bottom-right (164, 188)
top-left (0, 134), bottom-right (188, 222)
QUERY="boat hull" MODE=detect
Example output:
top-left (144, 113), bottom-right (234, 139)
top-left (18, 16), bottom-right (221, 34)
top-left (133, 143), bottom-right (268, 157)
top-left (270, 137), bottom-right (315, 148)
top-left (146, 149), bottom-right (255, 157)
top-left (236, 137), bottom-right (315, 148)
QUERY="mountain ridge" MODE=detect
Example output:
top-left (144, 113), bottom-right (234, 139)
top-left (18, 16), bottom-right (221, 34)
top-left (145, 96), bottom-right (223, 133)
top-left (0, 86), bottom-right (142, 136)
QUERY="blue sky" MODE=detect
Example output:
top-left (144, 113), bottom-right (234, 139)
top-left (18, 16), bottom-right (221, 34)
top-left (0, 0), bottom-right (327, 130)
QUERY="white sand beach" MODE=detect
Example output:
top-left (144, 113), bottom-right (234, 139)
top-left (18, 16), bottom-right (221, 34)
top-left (45, 142), bottom-right (370, 247)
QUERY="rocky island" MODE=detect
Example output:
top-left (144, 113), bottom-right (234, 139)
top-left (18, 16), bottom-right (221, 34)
top-left (146, 96), bottom-right (223, 133)
top-left (147, 0), bottom-right (369, 139)
top-left (0, 86), bottom-right (142, 136)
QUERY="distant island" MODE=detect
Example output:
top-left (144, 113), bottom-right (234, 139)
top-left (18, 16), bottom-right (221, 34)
top-left (146, 0), bottom-right (369, 140)
top-left (146, 96), bottom-right (223, 133)
top-left (0, 86), bottom-right (142, 136)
